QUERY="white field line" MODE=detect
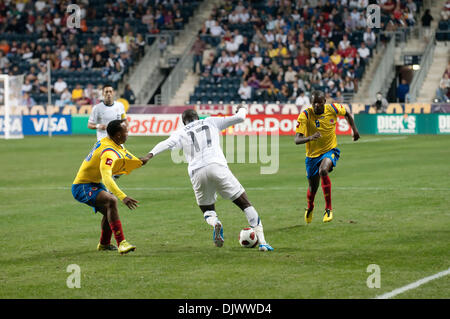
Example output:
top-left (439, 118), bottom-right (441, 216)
top-left (339, 136), bottom-right (408, 145)
top-left (375, 267), bottom-right (450, 299)
top-left (1, 186), bottom-right (449, 192)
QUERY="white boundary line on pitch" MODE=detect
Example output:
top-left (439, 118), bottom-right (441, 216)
top-left (1, 186), bottom-right (450, 191)
top-left (374, 267), bottom-right (450, 299)
top-left (339, 136), bottom-right (408, 145)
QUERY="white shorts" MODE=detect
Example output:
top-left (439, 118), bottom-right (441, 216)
top-left (189, 163), bottom-right (245, 206)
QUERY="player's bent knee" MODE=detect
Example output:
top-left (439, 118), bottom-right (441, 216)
top-left (102, 194), bottom-right (118, 208)
top-left (319, 169), bottom-right (328, 177)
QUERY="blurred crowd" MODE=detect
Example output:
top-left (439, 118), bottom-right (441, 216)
top-left (192, 0), bottom-right (423, 104)
top-left (0, 0), bottom-right (194, 106)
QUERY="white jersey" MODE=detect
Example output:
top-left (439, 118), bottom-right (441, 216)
top-left (149, 108), bottom-right (247, 174)
top-left (89, 101), bottom-right (126, 140)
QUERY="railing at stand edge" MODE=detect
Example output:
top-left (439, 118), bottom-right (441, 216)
top-left (160, 36), bottom-right (197, 105)
top-left (367, 34), bottom-right (396, 101)
top-left (409, 31), bottom-right (436, 102)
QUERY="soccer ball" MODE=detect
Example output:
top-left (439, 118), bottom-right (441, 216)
top-left (239, 227), bottom-right (258, 248)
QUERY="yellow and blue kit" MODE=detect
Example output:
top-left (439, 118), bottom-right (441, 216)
top-left (296, 103), bottom-right (347, 178)
top-left (72, 137), bottom-right (142, 210)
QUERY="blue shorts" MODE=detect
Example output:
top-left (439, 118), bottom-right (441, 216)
top-left (71, 183), bottom-right (107, 213)
top-left (305, 148), bottom-right (340, 179)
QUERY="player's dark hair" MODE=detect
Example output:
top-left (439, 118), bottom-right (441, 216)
top-left (311, 90), bottom-right (325, 100)
top-left (182, 109), bottom-right (199, 125)
top-left (107, 119), bottom-right (125, 137)
top-left (102, 83), bottom-right (114, 91)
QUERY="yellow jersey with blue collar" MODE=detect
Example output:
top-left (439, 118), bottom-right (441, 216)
top-left (73, 137), bottom-right (142, 200)
top-left (296, 103), bottom-right (346, 158)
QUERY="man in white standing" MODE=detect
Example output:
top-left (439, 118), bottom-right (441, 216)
top-left (88, 84), bottom-right (127, 141)
top-left (141, 106), bottom-right (274, 251)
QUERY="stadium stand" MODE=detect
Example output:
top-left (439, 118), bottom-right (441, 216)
top-left (188, 0), bottom-right (424, 105)
top-left (0, 0), bottom-right (199, 106)
top-left (434, 62), bottom-right (450, 103)
top-left (436, 0), bottom-right (450, 41)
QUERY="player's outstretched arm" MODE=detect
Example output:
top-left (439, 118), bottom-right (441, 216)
top-left (344, 107), bottom-right (360, 141)
top-left (140, 153), bottom-right (153, 165)
top-left (294, 132), bottom-right (320, 145)
top-left (88, 122), bottom-right (106, 130)
top-left (211, 105), bottom-right (247, 131)
top-left (145, 134), bottom-right (180, 162)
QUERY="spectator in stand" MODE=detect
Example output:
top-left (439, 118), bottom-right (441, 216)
top-left (210, 21), bottom-right (224, 37)
top-left (238, 81), bottom-right (252, 101)
top-left (372, 92), bottom-right (388, 113)
top-left (261, 83), bottom-right (277, 102)
top-left (84, 84), bottom-right (96, 105)
top-left (357, 42), bottom-right (370, 61)
top-left (421, 9), bottom-right (434, 40)
top-left (142, 8), bottom-right (154, 25)
top-left (277, 84), bottom-right (290, 102)
top-left (295, 89), bottom-right (311, 107)
top-left (20, 92), bottom-right (36, 107)
top-left (123, 84), bottom-right (136, 105)
top-left (22, 78), bottom-right (33, 93)
top-left (54, 78), bottom-right (67, 95)
top-left (158, 36), bottom-right (168, 55)
top-left (72, 84), bottom-right (84, 103)
top-left (363, 27), bottom-right (377, 49)
top-left (436, 82), bottom-right (450, 103)
top-left (290, 81), bottom-right (302, 101)
top-left (397, 79), bottom-right (410, 103)
top-left (335, 90), bottom-right (344, 103)
top-left (59, 88), bottom-right (72, 104)
top-left (284, 66), bottom-right (297, 83)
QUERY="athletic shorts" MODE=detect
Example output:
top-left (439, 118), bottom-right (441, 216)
top-left (305, 148), bottom-right (340, 179)
top-left (71, 183), bottom-right (107, 213)
top-left (189, 163), bottom-right (245, 206)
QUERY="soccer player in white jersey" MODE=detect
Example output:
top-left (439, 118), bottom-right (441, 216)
top-left (88, 84), bottom-right (127, 141)
top-left (141, 106), bottom-right (274, 251)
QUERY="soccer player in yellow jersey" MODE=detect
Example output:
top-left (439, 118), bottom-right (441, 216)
top-left (72, 120), bottom-right (150, 254)
top-left (295, 90), bottom-right (360, 223)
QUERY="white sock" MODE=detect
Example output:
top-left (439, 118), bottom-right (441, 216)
top-left (203, 210), bottom-right (220, 227)
top-left (253, 224), bottom-right (266, 245)
top-left (244, 206), bottom-right (266, 244)
top-left (243, 206), bottom-right (260, 228)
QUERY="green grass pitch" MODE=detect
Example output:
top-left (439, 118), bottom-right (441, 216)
top-left (0, 134), bottom-right (449, 299)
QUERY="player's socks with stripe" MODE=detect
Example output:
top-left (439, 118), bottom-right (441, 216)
top-left (306, 188), bottom-right (316, 212)
top-left (100, 226), bottom-right (112, 246)
top-left (244, 206), bottom-right (265, 243)
top-left (321, 175), bottom-right (332, 211)
top-left (305, 188), bottom-right (316, 223)
top-left (109, 220), bottom-right (125, 246)
top-left (203, 210), bottom-right (219, 227)
top-left (321, 175), bottom-right (333, 222)
top-left (244, 206), bottom-right (273, 251)
top-left (204, 211), bottom-right (224, 247)
top-left (243, 206), bottom-right (260, 229)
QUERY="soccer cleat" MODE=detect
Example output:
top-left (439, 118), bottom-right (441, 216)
top-left (304, 208), bottom-right (314, 224)
top-left (258, 243), bottom-right (274, 251)
top-left (323, 209), bottom-right (333, 223)
top-left (213, 222), bottom-right (224, 247)
top-left (118, 240), bottom-right (136, 255)
top-left (97, 243), bottom-right (118, 251)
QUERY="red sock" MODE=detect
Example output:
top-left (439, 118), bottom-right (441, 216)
top-left (109, 220), bottom-right (125, 246)
top-left (99, 225), bottom-right (112, 245)
top-left (307, 188), bottom-right (316, 211)
top-left (321, 175), bottom-right (332, 210)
